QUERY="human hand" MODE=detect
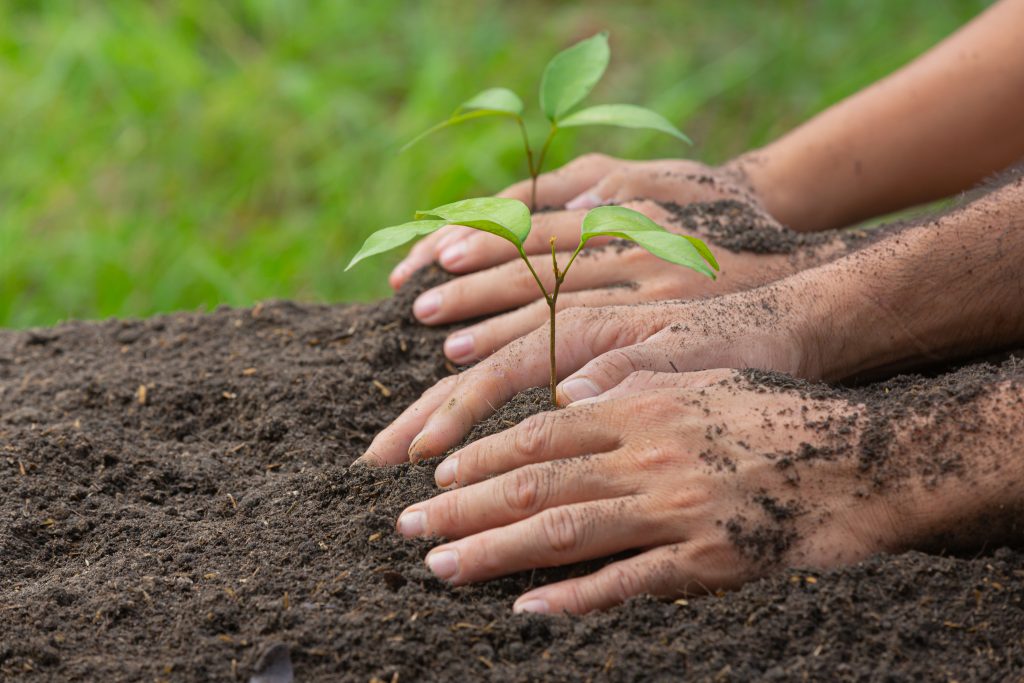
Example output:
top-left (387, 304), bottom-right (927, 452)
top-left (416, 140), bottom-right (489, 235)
top-left (388, 154), bottom-right (763, 290)
top-left (393, 370), bottom-right (903, 613)
top-left (408, 199), bottom-right (797, 364)
top-left (357, 282), bottom-right (823, 467)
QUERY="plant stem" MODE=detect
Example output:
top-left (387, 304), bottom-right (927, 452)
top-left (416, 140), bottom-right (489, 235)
top-left (516, 118), bottom-right (538, 212)
top-left (530, 124), bottom-right (558, 212)
top-left (547, 236), bottom-right (566, 406)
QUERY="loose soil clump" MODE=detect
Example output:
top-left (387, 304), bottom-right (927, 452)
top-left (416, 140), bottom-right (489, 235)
top-left (2, 262), bottom-right (1023, 681)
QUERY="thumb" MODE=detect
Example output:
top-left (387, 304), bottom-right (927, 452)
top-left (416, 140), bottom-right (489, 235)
top-left (573, 369), bottom-right (737, 405)
top-left (565, 171), bottom-right (631, 211)
top-left (556, 343), bottom-right (672, 404)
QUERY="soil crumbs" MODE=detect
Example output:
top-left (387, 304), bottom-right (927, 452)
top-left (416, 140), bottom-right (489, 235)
top-left (1, 267), bottom-right (1023, 682)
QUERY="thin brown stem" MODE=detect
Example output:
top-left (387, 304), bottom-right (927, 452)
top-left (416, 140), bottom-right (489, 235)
top-left (516, 117), bottom-right (538, 212)
top-left (531, 124), bottom-right (558, 213)
top-left (547, 236), bottom-right (565, 405)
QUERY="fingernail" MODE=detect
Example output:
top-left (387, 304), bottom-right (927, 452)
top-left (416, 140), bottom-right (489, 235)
top-left (390, 261), bottom-right (410, 282)
top-left (426, 549), bottom-right (459, 581)
top-left (434, 456), bottom-right (458, 487)
top-left (408, 430), bottom-right (427, 462)
top-left (559, 377), bottom-right (600, 403)
top-left (565, 191), bottom-right (603, 211)
top-left (513, 598), bottom-right (550, 614)
top-left (396, 510), bottom-right (426, 537)
top-left (444, 333), bottom-right (474, 362)
top-left (350, 454), bottom-right (372, 468)
top-left (436, 229), bottom-right (461, 250)
top-left (439, 242), bottom-right (467, 268)
top-left (413, 291), bottom-right (442, 321)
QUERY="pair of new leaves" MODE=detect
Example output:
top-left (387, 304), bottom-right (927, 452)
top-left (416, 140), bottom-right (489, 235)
top-left (345, 197), bottom-right (718, 282)
top-left (346, 30), bottom-right (717, 294)
top-left (403, 31), bottom-right (690, 154)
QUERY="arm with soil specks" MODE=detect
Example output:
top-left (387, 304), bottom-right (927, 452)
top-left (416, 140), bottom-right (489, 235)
top-left (803, 172), bottom-right (1024, 381)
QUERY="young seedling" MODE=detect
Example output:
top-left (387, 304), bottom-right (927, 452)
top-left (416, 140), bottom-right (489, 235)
top-left (346, 198), bottom-right (718, 405)
top-left (402, 32), bottom-right (691, 211)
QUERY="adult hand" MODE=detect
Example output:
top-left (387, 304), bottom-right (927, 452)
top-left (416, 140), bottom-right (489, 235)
top-left (357, 281), bottom-right (823, 467)
top-left (409, 199), bottom-right (806, 364)
top-left (388, 154), bottom-right (764, 290)
top-left (393, 370), bottom-right (904, 613)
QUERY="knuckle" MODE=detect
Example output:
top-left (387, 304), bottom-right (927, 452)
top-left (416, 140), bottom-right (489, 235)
top-left (514, 413), bottom-right (554, 458)
top-left (539, 506), bottom-right (583, 554)
top-left (598, 348), bottom-right (645, 379)
top-left (608, 565), bottom-right (645, 603)
top-left (502, 466), bottom-right (547, 514)
top-left (623, 370), bottom-right (661, 388)
top-left (432, 492), bottom-right (465, 531)
top-left (635, 442), bottom-right (676, 469)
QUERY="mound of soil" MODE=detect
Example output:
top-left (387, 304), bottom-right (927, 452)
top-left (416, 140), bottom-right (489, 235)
top-left (2, 267), bottom-right (1023, 682)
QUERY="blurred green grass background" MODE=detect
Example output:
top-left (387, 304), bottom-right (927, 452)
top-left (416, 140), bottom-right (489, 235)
top-left (0, 0), bottom-right (987, 328)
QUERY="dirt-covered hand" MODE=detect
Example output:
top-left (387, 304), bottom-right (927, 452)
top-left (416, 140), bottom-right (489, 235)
top-left (388, 154), bottom-right (762, 290)
top-left (356, 283), bottom-right (819, 466)
top-left (393, 370), bottom-right (902, 613)
top-left (412, 200), bottom-right (795, 363)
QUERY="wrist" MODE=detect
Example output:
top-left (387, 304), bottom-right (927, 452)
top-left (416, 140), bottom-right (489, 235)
top-left (725, 148), bottom-right (808, 231)
top-left (887, 381), bottom-right (1024, 551)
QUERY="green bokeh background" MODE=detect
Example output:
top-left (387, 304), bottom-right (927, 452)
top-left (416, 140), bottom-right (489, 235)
top-left (0, 0), bottom-right (988, 328)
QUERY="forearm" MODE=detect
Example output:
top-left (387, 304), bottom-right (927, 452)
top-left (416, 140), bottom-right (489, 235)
top-left (800, 175), bottom-right (1024, 381)
top-left (892, 378), bottom-right (1024, 552)
top-left (733, 0), bottom-right (1024, 232)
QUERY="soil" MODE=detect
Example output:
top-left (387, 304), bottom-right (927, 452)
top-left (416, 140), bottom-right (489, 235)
top-left (2, 265), bottom-right (1023, 681)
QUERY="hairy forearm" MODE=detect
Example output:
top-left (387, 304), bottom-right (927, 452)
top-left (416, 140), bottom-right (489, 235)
top-left (801, 174), bottom-right (1024, 381)
top-left (734, 0), bottom-right (1024, 232)
top-left (891, 378), bottom-right (1024, 552)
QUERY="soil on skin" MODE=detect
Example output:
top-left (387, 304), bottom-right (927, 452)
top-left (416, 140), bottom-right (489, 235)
top-left (662, 199), bottom-right (881, 254)
top-left (2, 267), bottom-right (1024, 681)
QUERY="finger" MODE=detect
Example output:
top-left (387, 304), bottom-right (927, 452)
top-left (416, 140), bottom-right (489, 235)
top-left (557, 327), bottom-right (730, 404)
top-left (573, 370), bottom-right (738, 405)
top-left (398, 448), bottom-right (627, 540)
top-left (406, 306), bottom-right (666, 462)
top-left (411, 249), bottom-right (628, 326)
top-left (354, 375), bottom-right (459, 466)
top-left (512, 543), bottom-right (724, 614)
top-left (498, 153), bottom-right (620, 207)
top-left (442, 286), bottom-right (652, 364)
top-left (433, 400), bottom-right (623, 487)
top-left (564, 189), bottom-right (607, 211)
top-left (422, 495), bottom-right (672, 585)
top-left (389, 225), bottom-right (473, 289)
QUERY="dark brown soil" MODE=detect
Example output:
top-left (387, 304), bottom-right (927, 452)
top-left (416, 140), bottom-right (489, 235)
top-left (2, 268), bottom-right (1023, 682)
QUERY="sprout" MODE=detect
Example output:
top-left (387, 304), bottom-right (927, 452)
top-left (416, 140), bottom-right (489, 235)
top-left (402, 32), bottom-right (690, 211)
top-left (347, 198), bottom-right (718, 404)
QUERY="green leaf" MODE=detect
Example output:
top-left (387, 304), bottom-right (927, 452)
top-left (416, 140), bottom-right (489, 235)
top-left (557, 104), bottom-right (691, 143)
top-left (401, 88), bottom-right (522, 152)
top-left (416, 197), bottom-right (531, 247)
top-left (539, 32), bottom-right (610, 121)
top-left (458, 87), bottom-right (523, 116)
top-left (580, 205), bottom-right (718, 278)
top-left (682, 235), bottom-right (719, 271)
top-left (345, 219), bottom-right (447, 271)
